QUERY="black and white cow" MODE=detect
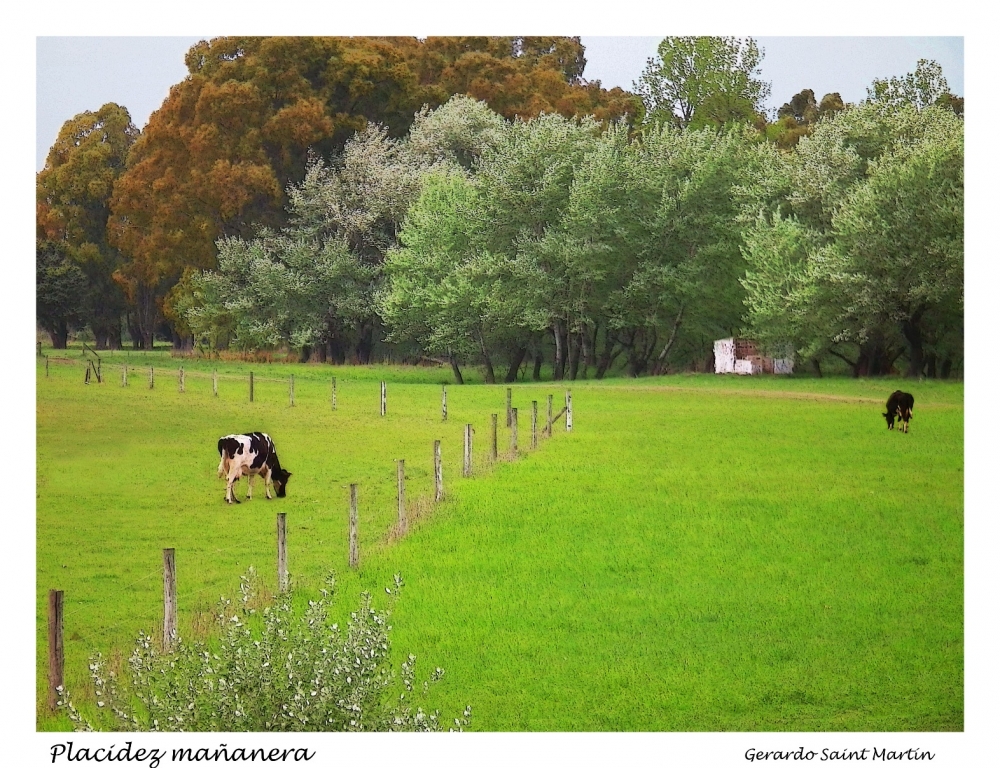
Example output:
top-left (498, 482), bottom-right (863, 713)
top-left (883, 390), bottom-right (915, 433)
top-left (217, 432), bottom-right (292, 504)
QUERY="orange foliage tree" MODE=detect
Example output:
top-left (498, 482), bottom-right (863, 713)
top-left (107, 36), bottom-right (642, 348)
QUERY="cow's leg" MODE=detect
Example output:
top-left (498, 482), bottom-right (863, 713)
top-left (262, 467), bottom-right (273, 499)
top-left (246, 473), bottom-right (254, 500)
top-left (226, 468), bottom-right (242, 504)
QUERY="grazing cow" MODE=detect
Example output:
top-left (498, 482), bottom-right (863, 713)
top-left (883, 390), bottom-right (915, 433)
top-left (217, 432), bottom-right (291, 504)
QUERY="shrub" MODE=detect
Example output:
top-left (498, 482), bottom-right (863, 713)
top-left (59, 570), bottom-right (471, 732)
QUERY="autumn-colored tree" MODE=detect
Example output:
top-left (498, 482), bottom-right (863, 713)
top-left (36, 103), bottom-right (138, 347)
top-left (107, 36), bottom-right (641, 349)
top-left (768, 89), bottom-right (846, 148)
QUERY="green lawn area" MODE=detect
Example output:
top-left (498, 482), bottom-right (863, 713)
top-left (36, 349), bottom-right (963, 731)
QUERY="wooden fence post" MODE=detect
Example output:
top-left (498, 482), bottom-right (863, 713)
top-left (97, 360), bottom-right (102, 383)
top-left (490, 414), bottom-right (498, 462)
top-left (566, 390), bottom-right (573, 432)
top-left (249, 371), bottom-right (254, 402)
top-left (506, 387), bottom-right (512, 427)
top-left (381, 381), bottom-right (387, 417)
top-left (277, 513), bottom-right (288, 593)
top-left (546, 395), bottom-right (553, 437)
top-left (38, 341), bottom-right (42, 357)
top-left (332, 377), bottom-right (337, 410)
top-left (289, 375), bottom-right (295, 407)
top-left (510, 408), bottom-right (518, 456)
top-left (45, 357), bottom-right (50, 377)
top-left (531, 400), bottom-right (538, 449)
top-left (163, 548), bottom-right (177, 651)
top-left (349, 484), bottom-right (359, 569)
top-left (213, 370), bottom-right (218, 397)
top-left (442, 386), bottom-right (447, 421)
top-left (178, 367), bottom-right (185, 393)
top-left (463, 424), bottom-right (473, 477)
top-left (434, 440), bottom-right (443, 502)
top-left (397, 459), bottom-right (407, 535)
top-left (122, 364), bottom-right (127, 387)
top-left (149, 366), bottom-right (154, 390)
top-left (84, 366), bottom-right (90, 385)
top-left (47, 589), bottom-right (64, 712)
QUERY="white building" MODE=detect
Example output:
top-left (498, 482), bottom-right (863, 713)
top-left (714, 338), bottom-right (794, 375)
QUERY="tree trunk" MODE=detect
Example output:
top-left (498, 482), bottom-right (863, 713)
top-left (478, 331), bottom-right (496, 384)
top-left (532, 350), bottom-right (543, 381)
top-left (595, 331), bottom-right (621, 380)
top-left (450, 353), bottom-right (465, 385)
top-left (811, 357), bottom-right (822, 378)
top-left (354, 323), bottom-right (374, 364)
top-left (504, 346), bottom-right (528, 383)
top-left (568, 332), bottom-right (581, 381)
top-left (552, 321), bottom-right (565, 381)
top-left (48, 321), bottom-right (69, 350)
top-left (299, 344), bottom-right (312, 363)
top-left (901, 308), bottom-right (927, 378)
top-left (135, 285), bottom-right (158, 350)
top-left (650, 305), bottom-right (685, 376)
top-left (924, 352), bottom-right (937, 378)
top-left (940, 357), bottom-right (953, 380)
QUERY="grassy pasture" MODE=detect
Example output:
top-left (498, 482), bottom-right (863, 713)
top-left (36, 350), bottom-right (963, 731)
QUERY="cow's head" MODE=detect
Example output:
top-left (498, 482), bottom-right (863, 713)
top-left (883, 410), bottom-right (896, 429)
top-left (273, 468), bottom-right (292, 497)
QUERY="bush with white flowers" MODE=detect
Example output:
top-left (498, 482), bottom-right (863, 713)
top-left (59, 570), bottom-right (471, 732)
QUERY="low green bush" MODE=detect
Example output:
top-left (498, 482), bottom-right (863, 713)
top-left (59, 570), bottom-right (471, 732)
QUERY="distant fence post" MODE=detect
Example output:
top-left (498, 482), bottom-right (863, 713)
top-left (122, 364), bottom-right (127, 387)
top-left (149, 366), bottom-right (154, 390)
top-left (213, 370), bottom-right (218, 397)
top-left (277, 513), bottom-right (288, 593)
top-left (565, 390), bottom-right (573, 432)
top-left (178, 367), bottom-right (185, 393)
top-left (84, 366), bottom-right (90, 385)
top-left (531, 400), bottom-right (538, 449)
top-left (37, 341), bottom-right (42, 357)
top-left (97, 360), bottom-right (102, 383)
top-left (349, 484), bottom-right (359, 569)
top-left (506, 387), bottom-right (512, 427)
top-left (510, 408), bottom-right (518, 456)
top-left (381, 381), bottom-right (387, 417)
top-left (490, 414), bottom-right (498, 462)
top-left (463, 424), bottom-right (473, 477)
top-left (249, 371), bottom-right (254, 403)
top-left (442, 386), bottom-right (447, 421)
top-left (546, 395), bottom-right (553, 437)
top-left (332, 377), bottom-right (337, 410)
top-left (434, 440), bottom-right (443, 502)
top-left (47, 589), bottom-right (64, 712)
top-left (397, 459), bottom-right (407, 535)
top-left (45, 357), bottom-right (50, 378)
top-left (289, 375), bottom-right (295, 407)
top-left (163, 548), bottom-right (177, 651)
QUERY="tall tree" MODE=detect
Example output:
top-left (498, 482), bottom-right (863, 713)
top-left (36, 103), bottom-right (138, 347)
top-left (108, 37), bottom-right (641, 349)
top-left (740, 98), bottom-right (963, 377)
top-left (36, 241), bottom-right (87, 349)
top-left (635, 37), bottom-right (770, 129)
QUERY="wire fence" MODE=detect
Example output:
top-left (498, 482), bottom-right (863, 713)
top-left (39, 369), bottom-right (576, 716)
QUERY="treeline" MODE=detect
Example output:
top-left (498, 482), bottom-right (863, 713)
top-left (37, 38), bottom-right (964, 379)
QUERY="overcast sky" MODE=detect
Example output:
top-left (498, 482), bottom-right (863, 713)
top-left (36, 35), bottom-right (964, 171)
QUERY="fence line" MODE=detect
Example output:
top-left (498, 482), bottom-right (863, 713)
top-left (43, 372), bottom-right (576, 705)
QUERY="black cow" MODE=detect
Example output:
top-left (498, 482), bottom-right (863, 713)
top-left (217, 432), bottom-right (292, 504)
top-left (883, 391), bottom-right (915, 433)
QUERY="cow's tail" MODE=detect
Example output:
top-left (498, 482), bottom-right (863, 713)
top-left (217, 438), bottom-right (230, 478)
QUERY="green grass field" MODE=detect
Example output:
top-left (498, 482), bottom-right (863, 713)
top-left (36, 349), bottom-right (963, 731)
